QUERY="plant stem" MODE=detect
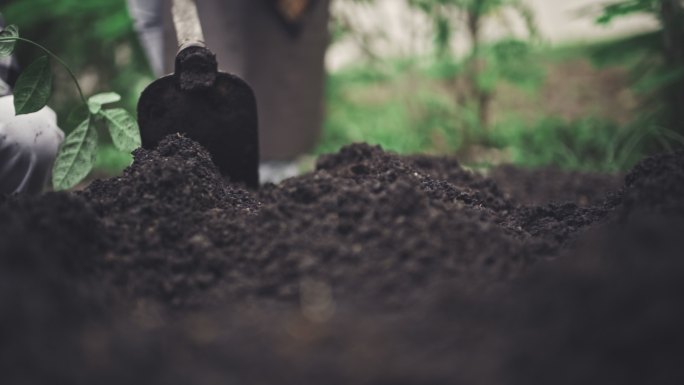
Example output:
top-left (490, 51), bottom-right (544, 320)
top-left (0, 36), bottom-right (87, 104)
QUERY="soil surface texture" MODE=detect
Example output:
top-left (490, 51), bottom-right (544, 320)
top-left (1, 135), bottom-right (683, 385)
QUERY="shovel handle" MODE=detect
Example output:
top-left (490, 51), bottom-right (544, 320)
top-left (172, 0), bottom-right (205, 52)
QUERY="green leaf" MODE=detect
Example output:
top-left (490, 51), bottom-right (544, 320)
top-left (52, 117), bottom-right (98, 190)
top-left (89, 92), bottom-right (121, 105)
top-left (88, 103), bottom-right (101, 114)
top-left (100, 108), bottom-right (141, 152)
top-left (0, 24), bottom-right (18, 57)
top-left (596, 1), bottom-right (656, 24)
top-left (87, 92), bottom-right (121, 114)
top-left (13, 56), bottom-right (52, 115)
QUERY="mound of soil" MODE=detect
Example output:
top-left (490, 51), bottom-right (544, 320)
top-left (81, 136), bottom-right (258, 307)
top-left (77, 139), bottom-right (541, 309)
top-left (1, 136), bottom-right (683, 384)
top-left (489, 164), bottom-right (622, 206)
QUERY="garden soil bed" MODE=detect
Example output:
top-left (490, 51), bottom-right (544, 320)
top-left (1, 135), bottom-right (683, 384)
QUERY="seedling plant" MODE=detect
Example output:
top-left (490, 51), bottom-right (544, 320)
top-left (0, 24), bottom-right (140, 190)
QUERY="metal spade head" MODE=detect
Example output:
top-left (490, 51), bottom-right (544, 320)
top-left (137, 46), bottom-right (259, 188)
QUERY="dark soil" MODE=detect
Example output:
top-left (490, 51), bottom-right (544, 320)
top-left (489, 164), bottom-right (622, 206)
top-left (2, 136), bottom-right (683, 384)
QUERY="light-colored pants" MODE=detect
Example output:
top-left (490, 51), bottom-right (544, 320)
top-left (127, 0), bottom-right (330, 161)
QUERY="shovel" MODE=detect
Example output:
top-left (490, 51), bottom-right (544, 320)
top-left (137, 0), bottom-right (259, 188)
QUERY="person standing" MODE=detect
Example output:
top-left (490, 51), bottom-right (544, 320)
top-left (128, 0), bottom-right (331, 182)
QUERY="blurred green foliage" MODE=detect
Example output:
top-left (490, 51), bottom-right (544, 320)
top-left (407, 0), bottom-right (538, 131)
top-left (319, 0), bottom-right (682, 172)
top-left (95, 144), bottom-right (134, 175)
top-left (490, 116), bottom-right (684, 172)
top-left (318, 34), bottom-right (681, 171)
top-left (597, 0), bottom-right (664, 24)
top-left (592, 0), bottom-right (684, 160)
top-left (318, 60), bottom-right (465, 155)
top-left (492, 117), bottom-right (624, 172)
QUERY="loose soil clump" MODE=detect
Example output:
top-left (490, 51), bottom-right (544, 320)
top-left (2, 136), bottom-right (683, 384)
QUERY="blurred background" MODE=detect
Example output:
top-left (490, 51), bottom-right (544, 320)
top-left (2, 0), bottom-right (683, 176)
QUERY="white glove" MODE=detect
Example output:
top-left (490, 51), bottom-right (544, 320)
top-left (0, 95), bottom-right (64, 195)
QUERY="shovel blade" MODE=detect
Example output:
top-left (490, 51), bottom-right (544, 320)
top-left (137, 72), bottom-right (259, 188)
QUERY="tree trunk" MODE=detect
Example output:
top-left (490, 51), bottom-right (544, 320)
top-left (478, 89), bottom-right (492, 132)
top-left (466, 3), bottom-right (482, 57)
top-left (466, 3), bottom-right (491, 133)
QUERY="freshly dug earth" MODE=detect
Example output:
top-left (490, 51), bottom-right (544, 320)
top-left (1, 136), bottom-right (683, 384)
top-left (489, 164), bottom-right (622, 206)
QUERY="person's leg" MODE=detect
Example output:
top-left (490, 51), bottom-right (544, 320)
top-left (241, 0), bottom-right (330, 161)
top-left (127, 0), bottom-right (165, 77)
top-left (162, 0), bottom-right (330, 162)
